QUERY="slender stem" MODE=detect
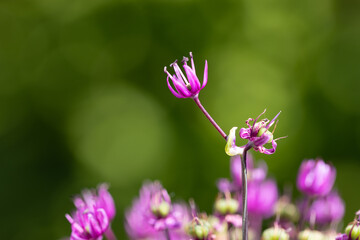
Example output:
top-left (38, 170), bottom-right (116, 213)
top-left (164, 228), bottom-right (171, 240)
top-left (104, 227), bottom-right (117, 240)
top-left (193, 96), bottom-right (227, 140)
top-left (298, 195), bottom-right (312, 231)
top-left (241, 147), bottom-right (251, 240)
top-left (228, 224), bottom-right (232, 240)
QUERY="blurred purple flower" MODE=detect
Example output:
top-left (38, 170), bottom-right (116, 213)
top-left (239, 109), bottom-right (282, 155)
top-left (165, 52), bottom-right (208, 99)
top-left (125, 181), bottom-right (190, 239)
top-left (307, 191), bottom-right (345, 225)
top-left (66, 184), bottom-right (116, 240)
top-left (230, 155), bottom-right (267, 189)
top-left (245, 179), bottom-right (278, 218)
top-left (297, 159), bottom-right (336, 196)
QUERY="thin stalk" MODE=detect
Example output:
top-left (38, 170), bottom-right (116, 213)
top-left (228, 225), bottom-right (232, 240)
top-left (193, 96), bottom-right (227, 140)
top-left (241, 147), bottom-right (251, 240)
top-left (104, 227), bottom-right (117, 240)
top-left (164, 228), bottom-right (171, 240)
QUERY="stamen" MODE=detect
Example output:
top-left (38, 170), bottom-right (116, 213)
top-left (170, 59), bottom-right (178, 67)
top-left (274, 136), bottom-right (287, 141)
top-left (253, 109), bottom-right (267, 129)
top-left (266, 111), bottom-right (281, 130)
top-left (272, 120), bottom-right (279, 134)
top-left (189, 52), bottom-right (196, 73)
top-left (182, 56), bottom-right (189, 64)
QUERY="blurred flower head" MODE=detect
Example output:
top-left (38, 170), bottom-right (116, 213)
top-left (297, 159), bottom-right (336, 196)
top-left (165, 52), bottom-right (208, 99)
top-left (306, 191), bottom-right (345, 225)
top-left (125, 181), bottom-right (190, 239)
top-left (65, 184), bottom-right (115, 240)
top-left (246, 179), bottom-right (278, 218)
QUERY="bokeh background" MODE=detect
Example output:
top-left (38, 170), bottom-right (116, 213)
top-left (1, 0), bottom-right (359, 239)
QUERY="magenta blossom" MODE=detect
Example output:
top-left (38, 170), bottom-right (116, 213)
top-left (125, 181), bottom-right (190, 239)
top-left (306, 191), bottom-right (345, 225)
top-left (239, 109), bottom-right (282, 154)
top-left (297, 159), bottom-right (336, 196)
top-left (165, 52), bottom-right (208, 99)
top-left (66, 184), bottom-right (116, 240)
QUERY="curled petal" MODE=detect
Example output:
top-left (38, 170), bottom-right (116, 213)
top-left (258, 140), bottom-right (277, 155)
top-left (225, 127), bottom-right (245, 156)
top-left (166, 76), bottom-right (183, 98)
top-left (239, 127), bottom-right (251, 140)
top-left (172, 76), bottom-right (192, 98)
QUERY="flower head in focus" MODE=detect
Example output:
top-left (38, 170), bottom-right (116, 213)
top-left (164, 52), bottom-right (208, 99)
top-left (225, 109), bottom-right (284, 157)
top-left (297, 159), bottom-right (336, 197)
top-left (239, 109), bottom-right (283, 154)
top-left (65, 184), bottom-right (116, 240)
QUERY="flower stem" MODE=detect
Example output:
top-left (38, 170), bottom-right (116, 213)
top-left (193, 96), bottom-right (227, 140)
top-left (164, 228), bottom-right (171, 240)
top-left (104, 227), bottom-right (117, 240)
top-left (241, 147), bottom-right (251, 240)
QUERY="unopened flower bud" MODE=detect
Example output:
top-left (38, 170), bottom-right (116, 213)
top-left (227, 199), bottom-right (239, 214)
top-left (298, 229), bottom-right (325, 240)
top-left (215, 199), bottom-right (228, 215)
top-left (215, 198), bottom-right (239, 215)
top-left (345, 224), bottom-right (360, 240)
top-left (187, 218), bottom-right (211, 239)
top-left (158, 202), bottom-right (171, 217)
top-left (262, 226), bottom-right (289, 240)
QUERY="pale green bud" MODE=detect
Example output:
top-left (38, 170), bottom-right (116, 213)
top-left (257, 128), bottom-right (273, 143)
top-left (158, 202), bottom-right (170, 217)
top-left (227, 199), bottom-right (239, 214)
top-left (215, 199), bottom-right (228, 215)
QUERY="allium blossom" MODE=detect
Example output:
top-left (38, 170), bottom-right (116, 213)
top-left (297, 159), bottom-right (336, 196)
top-left (239, 109), bottom-right (282, 154)
top-left (225, 110), bottom-right (283, 156)
top-left (125, 181), bottom-right (190, 239)
top-left (165, 52), bottom-right (208, 99)
top-left (65, 184), bottom-right (116, 240)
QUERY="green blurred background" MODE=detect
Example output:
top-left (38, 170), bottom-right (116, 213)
top-left (1, 0), bottom-right (359, 239)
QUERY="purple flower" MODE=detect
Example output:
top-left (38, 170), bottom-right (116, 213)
top-left (246, 179), bottom-right (278, 218)
top-left (164, 52), bottom-right (208, 99)
top-left (306, 191), bottom-right (345, 225)
top-left (125, 181), bottom-right (190, 239)
top-left (297, 159), bottom-right (336, 196)
top-left (239, 109), bottom-right (282, 155)
top-left (65, 184), bottom-right (116, 240)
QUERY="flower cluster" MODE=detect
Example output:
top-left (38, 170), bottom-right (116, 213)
top-left (65, 184), bottom-right (116, 240)
top-left (62, 52), bottom-right (356, 240)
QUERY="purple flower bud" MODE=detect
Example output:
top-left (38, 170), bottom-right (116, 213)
top-left (65, 184), bottom-right (116, 240)
top-left (306, 191), bottom-right (345, 225)
top-left (165, 52), bottom-right (208, 99)
top-left (297, 159), bottom-right (336, 196)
